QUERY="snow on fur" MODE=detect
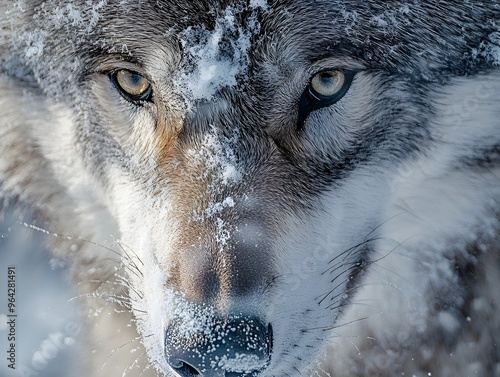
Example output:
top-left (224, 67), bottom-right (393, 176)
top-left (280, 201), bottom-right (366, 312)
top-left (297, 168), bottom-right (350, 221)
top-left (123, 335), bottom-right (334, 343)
top-left (173, 3), bottom-right (266, 104)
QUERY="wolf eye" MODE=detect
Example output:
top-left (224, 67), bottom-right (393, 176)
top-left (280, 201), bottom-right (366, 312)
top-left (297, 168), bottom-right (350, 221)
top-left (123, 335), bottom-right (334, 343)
top-left (310, 70), bottom-right (346, 98)
top-left (110, 69), bottom-right (152, 103)
top-left (298, 69), bottom-right (355, 126)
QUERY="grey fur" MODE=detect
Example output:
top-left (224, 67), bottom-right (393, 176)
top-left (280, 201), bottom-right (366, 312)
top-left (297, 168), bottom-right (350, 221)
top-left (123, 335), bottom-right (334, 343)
top-left (1, 1), bottom-right (499, 376)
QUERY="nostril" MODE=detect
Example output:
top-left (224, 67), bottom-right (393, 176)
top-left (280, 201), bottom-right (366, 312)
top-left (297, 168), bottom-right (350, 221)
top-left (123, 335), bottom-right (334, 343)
top-left (171, 360), bottom-right (201, 377)
top-left (166, 316), bottom-right (272, 376)
top-left (267, 323), bottom-right (273, 356)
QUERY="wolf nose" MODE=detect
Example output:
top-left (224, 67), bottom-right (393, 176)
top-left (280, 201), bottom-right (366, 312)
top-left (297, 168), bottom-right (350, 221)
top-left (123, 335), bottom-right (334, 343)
top-left (165, 316), bottom-right (272, 377)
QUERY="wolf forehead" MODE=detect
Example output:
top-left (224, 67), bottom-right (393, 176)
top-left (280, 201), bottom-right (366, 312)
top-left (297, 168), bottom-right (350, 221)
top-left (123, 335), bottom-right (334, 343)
top-left (9, 0), bottom-right (499, 88)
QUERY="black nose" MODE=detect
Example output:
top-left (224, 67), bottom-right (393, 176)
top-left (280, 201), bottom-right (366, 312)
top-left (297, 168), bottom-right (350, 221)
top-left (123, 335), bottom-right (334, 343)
top-left (165, 316), bottom-right (272, 377)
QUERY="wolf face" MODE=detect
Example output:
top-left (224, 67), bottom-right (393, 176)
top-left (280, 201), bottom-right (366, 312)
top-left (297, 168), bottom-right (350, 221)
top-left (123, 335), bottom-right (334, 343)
top-left (1, 1), bottom-right (499, 376)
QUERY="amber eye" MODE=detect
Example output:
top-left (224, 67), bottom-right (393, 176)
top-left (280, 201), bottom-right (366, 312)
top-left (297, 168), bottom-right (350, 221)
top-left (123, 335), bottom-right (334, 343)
top-left (110, 69), bottom-right (152, 103)
top-left (297, 69), bottom-right (355, 127)
top-left (310, 70), bottom-right (346, 99)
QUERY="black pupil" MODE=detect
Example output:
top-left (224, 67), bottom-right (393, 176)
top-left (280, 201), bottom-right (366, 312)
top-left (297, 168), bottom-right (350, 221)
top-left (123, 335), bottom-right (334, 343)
top-left (128, 73), bottom-right (143, 86)
top-left (318, 72), bottom-right (335, 87)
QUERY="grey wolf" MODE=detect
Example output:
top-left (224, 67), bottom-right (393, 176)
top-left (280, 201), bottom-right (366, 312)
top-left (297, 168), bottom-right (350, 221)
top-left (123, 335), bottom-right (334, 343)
top-left (1, 1), bottom-right (499, 376)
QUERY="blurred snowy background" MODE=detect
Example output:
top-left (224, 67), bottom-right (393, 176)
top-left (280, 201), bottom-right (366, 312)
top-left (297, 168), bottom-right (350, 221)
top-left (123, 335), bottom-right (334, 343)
top-left (0, 207), bottom-right (83, 377)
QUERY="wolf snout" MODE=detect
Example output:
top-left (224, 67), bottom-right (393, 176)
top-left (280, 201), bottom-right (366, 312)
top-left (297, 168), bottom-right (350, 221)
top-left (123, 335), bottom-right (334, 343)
top-left (165, 315), bottom-right (273, 377)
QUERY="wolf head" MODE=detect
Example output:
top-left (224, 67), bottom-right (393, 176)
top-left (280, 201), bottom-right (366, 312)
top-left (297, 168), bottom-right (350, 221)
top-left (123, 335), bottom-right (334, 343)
top-left (1, 1), bottom-right (499, 376)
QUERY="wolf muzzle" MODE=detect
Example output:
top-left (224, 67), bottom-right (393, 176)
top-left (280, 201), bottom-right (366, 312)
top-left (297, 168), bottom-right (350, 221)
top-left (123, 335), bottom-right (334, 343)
top-left (165, 315), bottom-right (273, 376)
